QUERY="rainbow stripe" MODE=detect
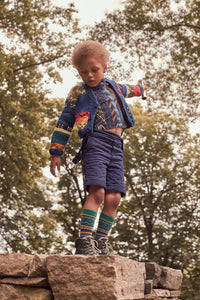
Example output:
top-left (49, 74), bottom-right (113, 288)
top-left (95, 213), bottom-right (114, 240)
top-left (80, 209), bottom-right (97, 238)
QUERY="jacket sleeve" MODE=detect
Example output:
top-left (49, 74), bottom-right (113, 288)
top-left (49, 84), bottom-right (83, 156)
top-left (117, 83), bottom-right (143, 98)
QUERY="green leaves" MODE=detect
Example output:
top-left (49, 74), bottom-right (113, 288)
top-left (89, 0), bottom-right (200, 119)
top-left (0, 1), bottom-right (80, 253)
top-left (113, 104), bottom-right (200, 299)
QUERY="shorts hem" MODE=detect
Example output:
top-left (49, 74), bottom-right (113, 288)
top-left (107, 189), bottom-right (126, 197)
top-left (85, 182), bottom-right (106, 192)
top-left (85, 183), bottom-right (126, 197)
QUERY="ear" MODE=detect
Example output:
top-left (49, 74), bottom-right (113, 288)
top-left (104, 64), bottom-right (107, 73)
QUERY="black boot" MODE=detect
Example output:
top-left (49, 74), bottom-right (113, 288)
top-left (75, 236), bottom-right (100, 255)
top-left (96, 237), bottom-right (115, 255)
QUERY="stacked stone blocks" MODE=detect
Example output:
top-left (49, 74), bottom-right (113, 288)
top-left (0, 254), bottom-right (182, 299)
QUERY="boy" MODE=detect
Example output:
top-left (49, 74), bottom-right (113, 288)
top-left (50, 40), bottom-right (146, 255)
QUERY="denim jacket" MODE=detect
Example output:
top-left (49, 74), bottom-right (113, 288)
top-left (49, 78), bottom-right (142, 156)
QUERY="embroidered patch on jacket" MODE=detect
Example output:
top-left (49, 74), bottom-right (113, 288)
top-left (75, 111), bottom-right (90, 130)
top-left (67, 84), bottom-right (87, 103)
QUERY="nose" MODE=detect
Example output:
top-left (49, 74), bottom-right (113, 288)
top-left (87, 71), bottom-right (93, 78)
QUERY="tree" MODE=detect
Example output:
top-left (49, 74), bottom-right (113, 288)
top-left (89, 0), bottom-right (200, 120)
top-left (0, 1), bottom-right (80, 252)
top-left (51, 128), bottom-right (86, 254)
top-left (111, 103), bottom-right (200, 299)
top-left (87, 4), bottom-right (200, 295)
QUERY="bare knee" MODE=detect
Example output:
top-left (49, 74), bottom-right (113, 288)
top-left (87, 185), bottom-right (105, 207)
top-left (104, 191), bottom-right (121, 211)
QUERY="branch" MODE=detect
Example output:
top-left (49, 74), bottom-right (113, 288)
top-left (154, 163), bottom-right (199, 208)
top-left (125, 174), bottom-right (149, 226)
top-left (13, 53), bottom-right (66, 73)
top-left (156, 23), bottom-right (200, 32)
top-left (65, 163), bottom-right (86, 206)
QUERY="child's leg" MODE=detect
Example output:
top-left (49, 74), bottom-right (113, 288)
top-left (102, 191), bottom-right (121, 218)
top-left (75, 185), bottom-right (105, 255)
top-left (79, 185), bottom-right (105, 239)
top-left (84, 185), bottom-right (105, 212)
top-left (95, 191), bottom-right (121, 240)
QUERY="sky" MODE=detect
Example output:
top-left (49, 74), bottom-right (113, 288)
top-left (45, 0), bottom-right (125, 179)
top-left (47, 0), bottom-right (186, 99)
top-left (47, 0), bottom-right (124, 99)
top-left (54, 0), bottom-right (123, 26)
top-left (47, 0), bottom-right (199, 127)
top-left (45, 0), bottom-right (199, 179)
top-left (72, 0), bottom-right (123, 26)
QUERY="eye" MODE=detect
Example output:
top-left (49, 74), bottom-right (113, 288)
top-left (80, 70), bottom-right (87, 75)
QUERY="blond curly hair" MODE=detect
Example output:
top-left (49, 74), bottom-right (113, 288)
top-left (72, 40), bottom-right (109, 68)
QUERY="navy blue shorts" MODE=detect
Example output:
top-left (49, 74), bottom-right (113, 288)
top-left (82, 130), bottom-right (126, 197)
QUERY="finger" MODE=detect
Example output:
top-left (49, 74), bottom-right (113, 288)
top-left (57, 162), bottom-right (61, 173)
top-left (50, 163), bottom-right (56, 177)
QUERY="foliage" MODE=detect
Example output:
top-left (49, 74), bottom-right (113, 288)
top-left (111, 103), bottom-right (200, 299)
top-left (51, 128), bottom-right (85, 254)
top-left (47, 101), bottom-right (200, 297)
top-left (0, 1), bottom-right (80, 252)
top-left (89, 0), bottom-right (200, 119)
top-left (1, 2), bottom-right (199, 299)
top-left (88, 5), bottom-right (200, 295)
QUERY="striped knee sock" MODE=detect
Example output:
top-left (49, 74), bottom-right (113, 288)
top-left (80, 208), bottom-right (97, 238)
top-left (94, 212), bottom-right (115, 240)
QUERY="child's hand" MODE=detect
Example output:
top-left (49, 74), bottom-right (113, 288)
top-left (50, 155), bottom-right (61, 177)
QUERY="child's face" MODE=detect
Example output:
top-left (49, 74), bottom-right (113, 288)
top-left (78, 56), bottom-right (107, 87)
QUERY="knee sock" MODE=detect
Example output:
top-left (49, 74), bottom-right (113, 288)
top-left (80, 208), bottom-right (97, 238)
top-left (94, 212), bottom-right (115, 240)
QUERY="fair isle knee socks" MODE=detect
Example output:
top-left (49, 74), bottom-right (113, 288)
top-left (94, 212), bottom-right (115, 240)
top-left (80, 208), bottom-right (97, 238)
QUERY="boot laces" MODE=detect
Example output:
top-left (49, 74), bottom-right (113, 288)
top-left (85, 237), bottom-right (101, 255)
top-left (98, 238), bottom-right (114, 254)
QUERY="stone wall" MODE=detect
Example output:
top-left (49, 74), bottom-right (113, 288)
top-left (0, 254), bottom-right (183, 300)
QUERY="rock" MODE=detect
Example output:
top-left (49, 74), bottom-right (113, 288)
top-left (144, 295), bottom-right (159, 299)
top-left (0, 254), bottom-right (183, 299)
top-left (0, 277), bottom-right (50, 288)
top-left (145, 262), bottom-right (183, 290)
top-left (46, 255), bottom-right (146, 300)
top-left (170, 290), bottom-right (181, 297)
top-left (159, 266), bottom-right (183, 290)
top-left (152, 289), bottom-right (170, 297)
top-left (0, 254), bottom-right (32, 278)
top-left (144, 280), bottom-right (153, 294)
top-left (145, 262), bottom-right (162, 287)
top-left (28, 254), bottom-right (47, 278)
top-left (144, 296), bottom-right (179, 300)
top-left (0, 284), bottom-right (53, 300)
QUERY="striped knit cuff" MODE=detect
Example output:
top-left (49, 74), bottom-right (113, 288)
top-left (80, 208), bottom-right (97, 238)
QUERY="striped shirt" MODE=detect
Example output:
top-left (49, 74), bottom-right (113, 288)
top-left (92, 81), bottom-right (127, 130)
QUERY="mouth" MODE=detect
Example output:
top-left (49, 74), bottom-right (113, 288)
top-left (87, 80), bottom-right (96, 86)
